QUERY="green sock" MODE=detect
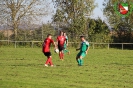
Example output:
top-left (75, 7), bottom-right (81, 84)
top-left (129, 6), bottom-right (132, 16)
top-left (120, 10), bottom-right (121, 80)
top-left (77, 59), bottom-right (80, 65)
top-left (66, 49), bottom-right (69, 52)
top-left (64, 49), bottom-right (68, 54)
top-left (80, 59), bottom-right (83, 66)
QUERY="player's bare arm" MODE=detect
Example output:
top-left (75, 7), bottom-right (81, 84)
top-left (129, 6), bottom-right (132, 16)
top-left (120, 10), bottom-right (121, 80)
top-left (53, 42), bottom-right (57, 49)
top-left (85, 47), bottom-right (90, 54)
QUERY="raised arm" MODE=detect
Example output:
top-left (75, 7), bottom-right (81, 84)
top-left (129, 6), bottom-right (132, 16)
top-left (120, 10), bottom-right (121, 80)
top-left (53, 42), bottom-right (57, 49)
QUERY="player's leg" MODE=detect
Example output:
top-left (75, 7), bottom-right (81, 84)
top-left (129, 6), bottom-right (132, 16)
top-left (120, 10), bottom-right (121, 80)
top-left (79, 52), bottom-right (86, 66)
top-left (61, 46), bottom-right (64, 59)
top-left (63, 44), bottom-right (70, 55)
top-left (48, 56), bottom-right (53, 66)
top-left (59, 51), bottom-right (62, 59)
top-left (59, 46), bottom-right (64, 60)
top-left (61, 50), bottom-right (64, 59)
top-left (63, 44), bottom-right (67, 54)
top-left (58, 45), bottom-right (62, 59)
top-left (45, 52), bottom-right (53, 67)
top-left (44, 52), bottom-right (48, 67)
top-left (45, 56), bottom-right (50, 67)
top-left (76, 52), bottom-right (81, 65)
top-left (79, 56), bottom-right (83, 66)
top-left (64, 49), bottom-right (70, 54)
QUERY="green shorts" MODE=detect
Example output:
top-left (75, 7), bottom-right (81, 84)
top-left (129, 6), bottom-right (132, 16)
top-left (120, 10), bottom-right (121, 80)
top-left (77, 51), bottom-right (86, 58)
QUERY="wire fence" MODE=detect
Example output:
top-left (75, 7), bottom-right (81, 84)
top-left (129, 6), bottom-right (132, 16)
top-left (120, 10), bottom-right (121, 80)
top-left (0, 40), bottom-right (133, 50)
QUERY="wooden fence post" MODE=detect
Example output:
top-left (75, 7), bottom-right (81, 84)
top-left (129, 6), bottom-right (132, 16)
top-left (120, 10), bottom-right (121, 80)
top-left (31, 41), bottom-right (33, 48)
top-left (93, 43), bottom-right (94, 49)
top-left (108, 43), bottom-right (109, 50)
top-left (15, 41), bottom-right (16, 48)
top-left (122, 43), bottom-right (123, 50)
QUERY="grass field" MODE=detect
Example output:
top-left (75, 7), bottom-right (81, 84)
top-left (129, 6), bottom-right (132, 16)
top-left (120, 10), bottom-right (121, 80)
top-left (0, 48), bottom-right (133, 88)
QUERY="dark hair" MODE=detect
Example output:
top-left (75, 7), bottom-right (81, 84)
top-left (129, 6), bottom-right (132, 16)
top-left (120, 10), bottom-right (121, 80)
top-left (80, 36), bottom-right (85, 38)
top-left (59, 31), bottom-right (63, 35)
top-left (60, 31), bottom-right (63, 33)
top-left (47, 34), bottom-right (52, 37)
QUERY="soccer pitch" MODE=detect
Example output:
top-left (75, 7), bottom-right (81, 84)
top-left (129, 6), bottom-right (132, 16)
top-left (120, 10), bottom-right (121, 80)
top-left (0, 48), bottom-right (133, 88)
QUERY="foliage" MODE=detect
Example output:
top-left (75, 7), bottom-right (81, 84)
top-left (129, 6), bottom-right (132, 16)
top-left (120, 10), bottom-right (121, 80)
top-left (88, 18), bottom-right (111, 43)
top-left (53, 0), bottom-right (96, 38)
top-left (103, 0), bottom-right (133, 43)
top-left (0, 31), bottom-right (5, 40)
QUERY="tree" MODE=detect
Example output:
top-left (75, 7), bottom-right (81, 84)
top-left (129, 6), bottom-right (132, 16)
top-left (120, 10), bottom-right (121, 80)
top-left (88, 18), bottom-right (110, 43)
top-left (53, 0), bottom-right (96, 39)
top-left (0, 0), bottom-right (51, 40)
top-left (103, 0), bottom-right (133, 43)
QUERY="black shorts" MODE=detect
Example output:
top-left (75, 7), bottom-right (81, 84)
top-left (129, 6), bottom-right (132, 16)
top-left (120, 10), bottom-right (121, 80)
top-left (58, 45), bottom-right (64, 51)
top-left (44, 52), bottom-right (51, 57)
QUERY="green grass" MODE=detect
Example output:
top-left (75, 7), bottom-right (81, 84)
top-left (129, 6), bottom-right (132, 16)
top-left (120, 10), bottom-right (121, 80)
top-left (0, 48), bottom-right (133, 88)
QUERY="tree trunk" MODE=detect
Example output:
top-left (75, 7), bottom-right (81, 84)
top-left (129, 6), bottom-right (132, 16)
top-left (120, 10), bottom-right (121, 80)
top-left (14, 28), bottom-right (17, 41)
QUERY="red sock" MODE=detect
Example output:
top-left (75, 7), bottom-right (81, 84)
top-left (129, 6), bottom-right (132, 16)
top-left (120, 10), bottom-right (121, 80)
top-left (49, 57), bottom-right (53, 65)
top-left (59, 53), bottom-right (62, 59)
top-left (45, 57), bottom-right (53, 65)
top-left (61, 52), bottom-right (64, 59)
top-left (45, 57), bottom-right (50, 65)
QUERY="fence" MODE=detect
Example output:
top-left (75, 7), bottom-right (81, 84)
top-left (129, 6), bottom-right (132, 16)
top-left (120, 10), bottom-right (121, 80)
top-left (0, 40), bottom-right (133, 50)
top-left (91, 43), bottom-right (133, 50)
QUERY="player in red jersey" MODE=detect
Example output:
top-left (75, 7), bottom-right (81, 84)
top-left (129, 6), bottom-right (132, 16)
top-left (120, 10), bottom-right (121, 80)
top-left (42, 34), bottom-right (57, 67)
top-left (57, 31), bottom-right (66, 60)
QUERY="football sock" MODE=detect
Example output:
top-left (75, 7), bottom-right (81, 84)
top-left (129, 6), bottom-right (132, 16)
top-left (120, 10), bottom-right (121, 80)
top-left (49, 57), bottom-right (53, 65)
top-left (77, 59), bottom-right (80, 65)
top-left (59, 53), bottom-right (62, 59)
top-left (45, 57), bottom-right (50, 65)
top-left (80, 59), bottom-right (83, 66)
top-left (61, 52), bottom-right (64, 59)
top-left (64, 49), bottom-right (69, 53)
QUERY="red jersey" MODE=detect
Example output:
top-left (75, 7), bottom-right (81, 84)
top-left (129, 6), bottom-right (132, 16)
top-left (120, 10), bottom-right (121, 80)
top-left (57, 36), bottom-right (66, 46)
top-left (42, 38), bottom-right (54, 52)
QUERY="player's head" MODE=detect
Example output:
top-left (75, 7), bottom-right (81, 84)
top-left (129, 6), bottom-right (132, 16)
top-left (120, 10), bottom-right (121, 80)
top-left (80, 36), bottom-right (85, 42)
top-left (63, 32), bottom-right (66, 36)
top-left (47, 34), bottom-right (52, 39)
top-left (59, 31), bottom-right (63, 36)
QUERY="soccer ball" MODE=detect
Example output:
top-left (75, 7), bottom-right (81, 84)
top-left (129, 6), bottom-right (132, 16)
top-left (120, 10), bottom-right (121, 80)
top-left (54, 49), bottom-right (59, 53)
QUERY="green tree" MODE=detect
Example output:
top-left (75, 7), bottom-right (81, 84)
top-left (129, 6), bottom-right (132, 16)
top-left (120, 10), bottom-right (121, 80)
top-left (88, 18), bottom-right (110, 43)
top-left (103, 0), bottom-right (133, 43)
top-left (53, 0), bottom-right (96, 40)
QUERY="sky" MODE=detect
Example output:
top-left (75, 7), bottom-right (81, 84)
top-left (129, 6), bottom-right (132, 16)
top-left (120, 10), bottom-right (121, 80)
top-left (42, 0), bottom-right (105, 23)
top-left (91, 0), bottom-right (104, 20)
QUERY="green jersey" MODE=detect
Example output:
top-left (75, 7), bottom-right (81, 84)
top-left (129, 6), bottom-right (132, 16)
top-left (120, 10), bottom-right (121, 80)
top-left (64, 36), bottom-right (68, 48)
top-left (65, 36), bottom-right (68, 44)
top-left (80, 41), bottom-right (90, 52)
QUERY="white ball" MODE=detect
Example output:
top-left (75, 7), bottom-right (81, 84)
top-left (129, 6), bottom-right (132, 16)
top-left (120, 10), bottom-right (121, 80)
top-left (54, 49), bottom-right (59, 53)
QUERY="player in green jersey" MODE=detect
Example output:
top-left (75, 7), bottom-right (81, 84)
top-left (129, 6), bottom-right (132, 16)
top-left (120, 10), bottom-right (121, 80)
top-left (63, 32), bottom-right (70, 54)
top-left (76, 36), bottom-right (90, 66)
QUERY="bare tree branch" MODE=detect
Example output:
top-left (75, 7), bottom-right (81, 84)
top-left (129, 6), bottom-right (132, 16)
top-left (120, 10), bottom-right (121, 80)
top-left (0, 0), bottom-right (51, 40)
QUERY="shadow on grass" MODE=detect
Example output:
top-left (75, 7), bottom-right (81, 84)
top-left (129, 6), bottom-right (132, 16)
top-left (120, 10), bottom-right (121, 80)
top-left (108, 63), bottom-right (133, 66)
top-left (9, 64), bottom-right (37, 67)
